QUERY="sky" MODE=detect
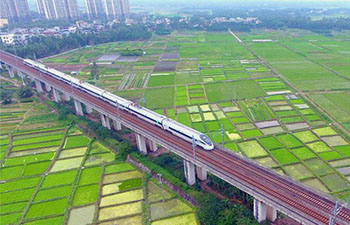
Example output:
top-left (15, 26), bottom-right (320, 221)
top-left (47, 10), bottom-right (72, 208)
top-left (27, 0), bottom-right (349, 12)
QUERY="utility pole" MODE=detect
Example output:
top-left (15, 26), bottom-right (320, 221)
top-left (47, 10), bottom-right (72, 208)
top-left (157, 173), bottom-right (165, 202)
top-left (192, 135), bottom-right (196, 161)
top-left (329, 201), bottom-right (344, 225)
top-left (116, 100), bottom-right (120, 120)
top-left (220, 124), bottom-right (225, 148)
top-left (142, 94), bottom-right (147, 108)
top-left (92, 61), bottom-right (97, 84)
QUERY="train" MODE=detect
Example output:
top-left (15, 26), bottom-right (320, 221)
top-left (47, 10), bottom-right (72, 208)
top-left (23, 59), bottom-right (214, 150)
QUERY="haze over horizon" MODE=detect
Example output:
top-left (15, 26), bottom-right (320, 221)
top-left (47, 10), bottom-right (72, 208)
top-left (27, 0), bottom-right (350, 12)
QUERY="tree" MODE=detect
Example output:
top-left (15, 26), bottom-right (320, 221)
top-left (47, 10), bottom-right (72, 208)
top-left (197, 194), bottom-right (224, 225)
top-left (0, 89), bottom-right (13, 104)
top-left (217, 208), bottom-right (238, 225)
top-left (116, 141), bottom-right (132, 160)
top-left (17, 86), bottom-right (33, 99)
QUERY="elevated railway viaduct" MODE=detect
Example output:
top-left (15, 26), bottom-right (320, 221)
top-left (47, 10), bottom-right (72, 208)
top-left (1, 50), bottom-right (350, 225)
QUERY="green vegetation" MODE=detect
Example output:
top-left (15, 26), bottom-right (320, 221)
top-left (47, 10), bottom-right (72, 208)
top-left (120, 48), bottom-right (143, 56)
top-left (64, 135), bottom-right (90, 149)
top-left (2, 27), bottom-right (350, 223)
top-left (72, 184), bottom-right (99, 206)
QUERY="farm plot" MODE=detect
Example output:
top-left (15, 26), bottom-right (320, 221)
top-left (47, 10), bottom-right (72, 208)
top-left (309, 92), bottom-right (350, 131)
top-left (249, 42), bottom-right (350, 91)
top-left (1, 110), bottom-right (198, 225)
top-left (29, 29), bottom-right (350, 202)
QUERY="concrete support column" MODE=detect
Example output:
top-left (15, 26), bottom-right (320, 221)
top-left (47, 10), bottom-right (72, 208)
top-left (44, 83), bottom-right (51, 92)
top-left (105, 116), bottom-right (111, 130)
top-left (5, 65), bottom-right (15, 78)
top-left (34, 79), bottom-right (43, 93)
top-left (184, 160), bottom-right (196, 186)
top-left (254, 199), bottom-right (267, 223)
top-left (100, 114), bottom-right (107, 127)
top-left (112, 120), bottom-right (122, 131)
top-left (147, 139), bottom-right (158, 152)
top-left (196, 166), bottom-right (208, 181)
top-left (52, 89), bottom-right (61, 103)
top-left (18, 71), bottom-right (25, 85)
top-left (135, 133), bottom-right (147, 155)
top-left (0, 63), bottom-right (3, 70)
top-left (8, 68), bottom-right (15, 78)
top-left (100, 114), bottom-right (111, 129)
top-left (73, 99), bottom-right (84, 116)
top-left (85, 105), bottom-right (93, 114)
top-left (266, 205), bottom-right (277, 222)
top-left (62, 93), bottom-right (70, 101)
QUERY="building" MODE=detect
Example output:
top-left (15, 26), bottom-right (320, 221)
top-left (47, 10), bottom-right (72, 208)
top-left (0, 32), bottom-right (28, 45)
top-left (0, 18), bottom-right (9, 28)
top-left (118, 0), bottom-right (129, 18)
top-left (85, 0), bottom-right (105, 20)
top-left (0, 0), bottom-right (30, 20)
top-left (85, 0), bottom-right (129, 20)
top-left (36, 0), bottom-right (79, 20)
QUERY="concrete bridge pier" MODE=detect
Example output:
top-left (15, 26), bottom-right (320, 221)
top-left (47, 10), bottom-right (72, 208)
top-left (0, 62), bottom-right (3, 70)
top-left (73, 99), bottom-right (84, 116)
top-left (254, 199), bottom-right (267, 223)
top-left (45, 83), bottom-right (52, 92)
top-left (19, 72), bottom-right (26, 85)
top-left (253, 198), bottom-right (278, 223)
top-left (5, 65), bottom-right (15, 78)
top-left (196, 166), bottom-right (208, 181)
top-left (112, 120), bottom-right (122, 131)
top-left (34, 79), bottom-right (43, 93)
top-left (266, 205), bottom-right (277, 222)
top-left (8, 66), bottom-right (15, 78)
top-left (62, 93), bottom-right (70, 101)
top-left (52, 89), bottom-right (61, 103)
top-left (135, 133), bottom-right (147, 155)
top-left (184, 160), bottom-right (196, 185)
top-left (100, 114), bottom-right (111, 129)
top-left (85, 105), bottom-right (93, 114)
top-left (147, 139), bottom-right (158, 152)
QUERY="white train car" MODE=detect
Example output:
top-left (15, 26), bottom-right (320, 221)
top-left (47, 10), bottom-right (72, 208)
top-left (128, 104), bottom-right (166, 128)
top-left (23, 59), bottom-right (214, 150)
top-left (162, 118), bottom-right (213, 150)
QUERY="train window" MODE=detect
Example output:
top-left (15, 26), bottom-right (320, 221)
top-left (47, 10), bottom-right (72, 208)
top-left (200, 134), bottom-right (212, 145)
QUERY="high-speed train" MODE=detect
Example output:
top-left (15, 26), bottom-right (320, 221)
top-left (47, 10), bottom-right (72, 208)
top-left (24, 59), bottom-right (214, 150)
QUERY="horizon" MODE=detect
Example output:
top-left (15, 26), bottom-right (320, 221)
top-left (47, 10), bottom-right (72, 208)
top-left (27, 0), bottom-right (350, 12)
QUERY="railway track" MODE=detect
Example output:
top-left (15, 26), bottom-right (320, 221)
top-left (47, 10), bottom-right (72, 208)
top-left (1, 51), bottom-right (350, 225)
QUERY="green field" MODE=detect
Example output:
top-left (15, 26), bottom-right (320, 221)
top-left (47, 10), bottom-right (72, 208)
top-left (309, 92), bottom-right (350, 131)
top-left (4, 29), bottom-right (350, 203)
top-left (0, 99), bottom-right (198, 225)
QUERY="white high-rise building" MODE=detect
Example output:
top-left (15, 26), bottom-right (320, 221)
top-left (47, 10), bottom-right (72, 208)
top-left (119, 0), bottom-right (129, 18)
top-left (0, 0), bottom-right (30, 20)
top-left (85, 0), bottom-right (105, 20)
top-left (85, 0), bottom-right (129, 20)
top-left (36, 0), bottom-right (79, 20)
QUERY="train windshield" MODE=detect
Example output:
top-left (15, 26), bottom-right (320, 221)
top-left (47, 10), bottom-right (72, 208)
top-left (200, 134), bottom-right (212, 146)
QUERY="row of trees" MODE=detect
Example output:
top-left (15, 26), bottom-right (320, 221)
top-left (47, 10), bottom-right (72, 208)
top-left (0, 24), bottom-right (152, 59)
top-left (164, 8), bottom-right (350, 33)
top-left (120, 48), bottom-right (144, 56)
top-left (0, 86), bottom-right (33, 104)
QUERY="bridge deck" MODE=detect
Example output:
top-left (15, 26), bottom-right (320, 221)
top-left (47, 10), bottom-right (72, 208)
top-left (1, 50), bottom-right (349, 225)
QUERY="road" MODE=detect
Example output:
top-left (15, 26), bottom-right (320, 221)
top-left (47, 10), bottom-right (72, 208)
top-left (1, 50), bottom-right (350, 225)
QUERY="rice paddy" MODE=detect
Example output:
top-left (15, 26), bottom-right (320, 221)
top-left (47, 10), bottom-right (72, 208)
top-left (2, 29), bottom-right (350, 209)
top-left (0, 99), bottom-right (198, 224)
